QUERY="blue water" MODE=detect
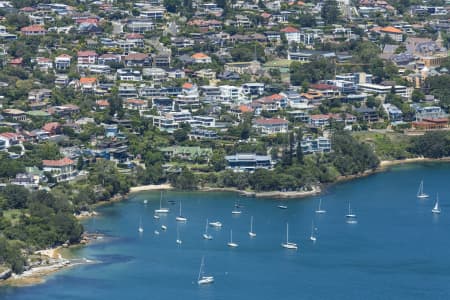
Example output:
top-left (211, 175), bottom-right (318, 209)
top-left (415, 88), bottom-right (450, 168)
top-left (2, 163), bottom-right (450, 299)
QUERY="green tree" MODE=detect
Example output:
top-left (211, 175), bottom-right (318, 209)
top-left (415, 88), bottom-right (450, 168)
top-left (321, 0), bottom-right (341, 25)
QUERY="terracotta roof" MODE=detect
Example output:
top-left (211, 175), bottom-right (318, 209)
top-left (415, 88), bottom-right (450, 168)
top-left (280, 26), bottom-right (300, 33)
top-left (75, 18), bottom-right (98, 24)
top-left (310, 83), bottom-right (339, 90)
top-left (42, 122), bottom-right (61, 132)
top-left (20, 25), bottom-right (46, 33)
top-left (77, 50), bottom-right (97, 57)
top-left (380, 26), bottom-right (403, 34)
top-left (255, 94), bottom-right (284, 103)
top-left (96, 100), bottom-right (110, 106)
top-left (37, 57), bottom-right (51, 63)
top-left (310, 114), bottom-right (330, 120)
top-left (9, 58), bottom-right (23, 65)
top-left (124, 53), bottom-right (148, 60)
top-left (126, 33), bottom-right (144, 39)
top-left (42, 157), bottom-right (75, 167)
top-left (182, 82), bottom-right (193, 89)
top-left (79, 77), bottom-right (97, 84)
top-left (0, 132), bottom-right (19, 139)
top-left (125, 99), bottom-right (146, 105)
top-left (239, 105), bottom-right (253, 113)
top-left (255, 118), bottom-right (288, 125)
top-left (56, 54), bottom-right (72, 59)
top-left (191, 53), bottom-right (210, 59)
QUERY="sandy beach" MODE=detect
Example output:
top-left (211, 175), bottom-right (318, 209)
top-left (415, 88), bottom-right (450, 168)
top-left (129, 183), bottom-right (173, 193)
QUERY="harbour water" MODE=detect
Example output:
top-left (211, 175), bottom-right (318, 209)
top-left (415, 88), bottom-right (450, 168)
top-left (2, 163), bottom-right (450, 299)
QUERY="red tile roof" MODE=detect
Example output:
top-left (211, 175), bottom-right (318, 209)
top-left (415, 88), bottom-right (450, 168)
top-left (280, 26), bottom-right (300, 33)
top-left (255, 118), bottom-right (288, 125)
top-left (380, 26), bottom-right (403, 34)
top-left (77, 50), bottom-right (97, 57)
top-left (0, 132), bottom-right (19, 140)
top-left (20, 25), bottom-right (46, 33)
top-left (182, 82), bottom-right (194, 89)
top-left (42, 157), bottom-right (74, 167)
top-left (310, 114), bottom-right (330, 120)
top-left (125, 99), bottom-right (146, 105)
top-left (79, 77), bottom-right (97, 84)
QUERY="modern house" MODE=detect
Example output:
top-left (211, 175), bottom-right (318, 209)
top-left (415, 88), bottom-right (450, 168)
top-left (225, 153), bottom-right (272, 172)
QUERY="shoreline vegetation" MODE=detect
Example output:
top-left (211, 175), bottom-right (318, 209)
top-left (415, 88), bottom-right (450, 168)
top-left (3, 157), bottom-right (450, 287)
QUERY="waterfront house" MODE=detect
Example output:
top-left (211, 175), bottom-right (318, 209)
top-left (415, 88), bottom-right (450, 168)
top-left (301, 136), bottom-right (332, 154)
top-left (160, 146), bottom-right (212, 162)
top-left (225, 153), bottom-right (272, 172)
top-left (42, 157), bottom-right (77, 182)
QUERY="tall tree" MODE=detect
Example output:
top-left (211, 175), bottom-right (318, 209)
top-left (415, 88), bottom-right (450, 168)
top-left (321, 0), bottom-right (340, 25)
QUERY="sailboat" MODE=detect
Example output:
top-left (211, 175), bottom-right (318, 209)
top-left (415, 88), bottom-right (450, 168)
top-left (309, 221), bottom-right (316, 242)
top-left (432, 194), bottom-right (441, 214)
top-left (197, 257), bottom-right (214, 285)
top-left (315, 198), bottom-right (326, 214)
top-left (203, 219), bottom-right (213, 240)
top-left (346, 202), bottom-right (356, 218)
top-left (138, 218), bottom-right (144, 233)
top-left (209, 221), bottom-right (222, 228)
top-left (154, 192), bottom-right (169, 214)
top-left (232, 200), bottom-right (242, 214)
top-left (227, 229), bottom-right (238, 248)
top-left (278, 202), bottom-right (288, 209)
top-left (176, 223), bottom-right (182, 244)
top-left (248, 216), bottom-right (256, 237)
top-left (281, 223), bottom-right (298, 250)
top-left (175, 201), bottom-right (187, 222)
top-left (417, 180), bottom-right (429, 199)
top-left (143, 199), bottom-right (148, 204)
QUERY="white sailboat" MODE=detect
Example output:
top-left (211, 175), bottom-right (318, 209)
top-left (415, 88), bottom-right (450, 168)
top-left (138, 217), bottom-right (144, 233)
top-left (175, 201), bottom-right (188, 222)
top-left (227, 229), bottom-right (238, 248)
top-left (197, 257), bottom-right (214, 285)
top-left (154, 192), bottom-right (169, 214)
top-left (417, 180), bottom-right (429, 199)
top-left (203, 219), bottom-right (213, 240)
top-left (176, 223), bottom-right (182, 244)
top-left (315, 198), bottom-right (326, 214)
top-left (346, 202), bottom-right (356, 218)
top-left (248, 216), bottom-right (256, 237)
top-left (281, 223), bottom-right (298, 250)
top-left (278, 203), bottom-right (288, 209)
top-left (209, 221), bottom-right (222, 228)
top-left (232, 199), bottom-right (242, 214)
top-left (309, 221), bottom-right (316, 242)
top-left (143, 199), bottom-right (148, 204)
top-left (432, 194), bottom-right (441, 214)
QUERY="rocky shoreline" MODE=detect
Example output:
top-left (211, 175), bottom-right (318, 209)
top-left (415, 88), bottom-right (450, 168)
top-left (0, 232), bottom-right (104, 287)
